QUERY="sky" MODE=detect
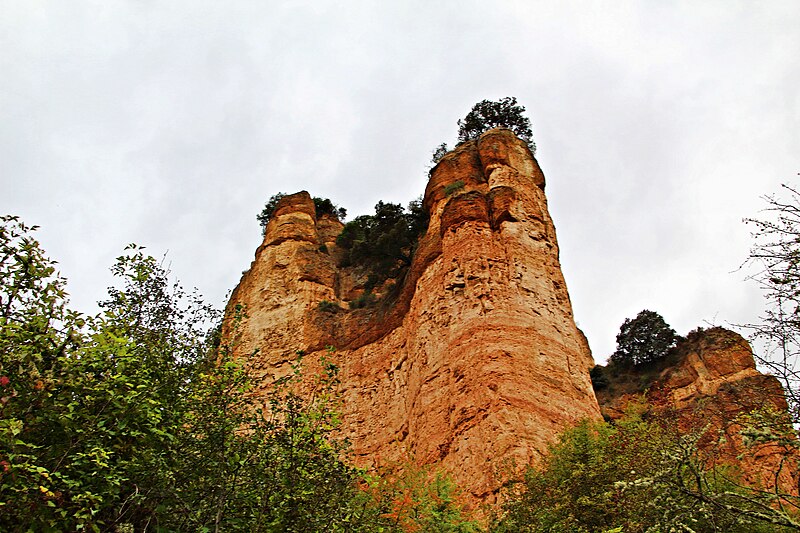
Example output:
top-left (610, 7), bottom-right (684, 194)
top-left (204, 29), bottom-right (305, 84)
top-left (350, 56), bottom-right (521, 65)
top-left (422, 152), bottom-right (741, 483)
top-left (2, 1), bottom-right (799, 361)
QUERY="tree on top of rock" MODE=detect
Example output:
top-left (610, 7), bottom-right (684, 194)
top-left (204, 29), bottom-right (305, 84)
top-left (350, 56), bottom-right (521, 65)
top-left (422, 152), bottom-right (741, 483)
top-left (457, 96), bottom-right (536, 155)
top-left (611, 309), bottom-right (677, 366)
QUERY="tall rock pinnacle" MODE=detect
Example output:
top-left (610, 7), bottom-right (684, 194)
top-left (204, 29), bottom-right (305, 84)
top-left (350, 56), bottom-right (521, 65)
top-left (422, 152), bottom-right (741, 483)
top-left (225, 128), bottom-right (601, 502)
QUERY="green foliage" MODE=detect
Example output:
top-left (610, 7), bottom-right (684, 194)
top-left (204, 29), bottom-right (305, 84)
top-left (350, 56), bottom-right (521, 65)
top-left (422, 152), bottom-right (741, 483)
top-left (444, 180), bottom-right (465, 197)
top-left (337, 198), bottom-right (428, 289)
top-left (257, 192), bottom-right (287, 234)
top-left (348, 291), bottom-right (377, 310)
top-left (257, 193), bottom-right (346, 235)
top-left (173, 349), bottom-right (365, 532)
top-left (431, 142), bottom-right (449, 166)
top-left (457, 97), bottom-right (536, 155)
top-left (0, 236), bottom-right (219, 529)
top-left (494, 405), bottom-right (797, 533)
top-left (318, 299), bottom-right (339, 313)
top-left (610, 309), bottom-right (677, 367)
top-left (0, 215), bottom-right (479, 532)
top-left (589, 364), bottom-right (609, 390)
top-left (313, 197), bottom-right (347, 221)
top-left (362, 462), bottom-right (481, 533)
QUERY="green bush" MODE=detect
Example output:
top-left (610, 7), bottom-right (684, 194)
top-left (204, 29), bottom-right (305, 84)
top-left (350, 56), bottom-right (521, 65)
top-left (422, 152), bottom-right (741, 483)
top-left (313, 196), bottom-right (347, 221)
top-left (444, 180), bottom-right (465, 196)
top-left (589, 365), bottom-right (609, 390)
top-left (348, 291), bottom-right (377, 310)
top-left (256, 192), bottom-right (287, 234)
top-left (431, 142), bottom-right (449, 166)
top-left (257, 193), bottom-right (346, 235)
top-left (337, 198), bottom-right (428, 286)
top-left (493, 403), bottom-right (796, 533)
top-left (318, 299), bottom-right (339, 313)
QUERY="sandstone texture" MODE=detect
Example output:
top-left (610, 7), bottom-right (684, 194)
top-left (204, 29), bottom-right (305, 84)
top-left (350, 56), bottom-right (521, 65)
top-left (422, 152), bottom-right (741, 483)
top-left (596, 327), bottom-right (797, 494)
top-left (225, 129), bottom-right (601, 503)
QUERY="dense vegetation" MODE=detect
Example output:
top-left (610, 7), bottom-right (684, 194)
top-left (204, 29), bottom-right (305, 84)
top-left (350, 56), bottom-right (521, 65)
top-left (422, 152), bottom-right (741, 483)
top-left (0, 216), bottom-right (476, 532)
top-left (494, 402), bottom-right (797, 532)
top-left (336, 198), bottom-right (428, 302)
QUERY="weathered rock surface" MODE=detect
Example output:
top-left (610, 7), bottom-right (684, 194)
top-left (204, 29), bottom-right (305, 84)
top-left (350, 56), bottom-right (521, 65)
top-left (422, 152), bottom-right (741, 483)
top-left (596, 327), bottom-right (797, 494)
top-left (225, 129), bottom-right (601, 503)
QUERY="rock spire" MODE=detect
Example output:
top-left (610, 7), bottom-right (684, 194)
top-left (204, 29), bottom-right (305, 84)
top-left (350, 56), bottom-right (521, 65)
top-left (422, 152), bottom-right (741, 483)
top-left (225, 128), bottom-right (601, 501)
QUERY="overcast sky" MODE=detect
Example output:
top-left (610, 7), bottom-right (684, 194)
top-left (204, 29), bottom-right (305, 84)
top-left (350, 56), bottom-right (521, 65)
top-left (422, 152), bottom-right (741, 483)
top-left (3, 1), bottom-right (798, 361)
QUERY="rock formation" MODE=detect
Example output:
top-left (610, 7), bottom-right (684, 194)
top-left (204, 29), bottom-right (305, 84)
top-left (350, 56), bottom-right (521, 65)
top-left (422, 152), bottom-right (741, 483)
top-left (595, 327), bottom-right (797, 494)
top-left (224, 128), bottom-right (601, 502)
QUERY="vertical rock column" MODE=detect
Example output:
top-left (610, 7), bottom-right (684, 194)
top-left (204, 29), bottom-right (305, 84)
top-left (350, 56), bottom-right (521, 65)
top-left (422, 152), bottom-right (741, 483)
top-left (224, 129), bottom-right (602, 504)
top-left (224, 191), bottom-right (341, 388)
top-left (367, 129), bottom-right (600, 500)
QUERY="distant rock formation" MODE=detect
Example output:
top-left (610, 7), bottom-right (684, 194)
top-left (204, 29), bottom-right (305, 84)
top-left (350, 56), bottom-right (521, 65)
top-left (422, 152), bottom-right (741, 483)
top-left (595, 327), bottom-right (797, 495)
top-left (224, 129), bottom-right (601, 502)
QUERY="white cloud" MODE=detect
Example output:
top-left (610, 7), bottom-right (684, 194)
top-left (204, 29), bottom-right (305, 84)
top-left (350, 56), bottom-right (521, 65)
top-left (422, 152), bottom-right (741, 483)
top-left (2, 0), bottom-right (798, 360)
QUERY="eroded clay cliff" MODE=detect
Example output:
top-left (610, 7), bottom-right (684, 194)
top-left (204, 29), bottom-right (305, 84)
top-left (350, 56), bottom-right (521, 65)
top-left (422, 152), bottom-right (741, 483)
top-left (225, 129), bottom-right (601, 502)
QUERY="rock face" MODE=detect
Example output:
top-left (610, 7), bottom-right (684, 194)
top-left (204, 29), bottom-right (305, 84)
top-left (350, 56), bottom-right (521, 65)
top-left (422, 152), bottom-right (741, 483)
top-left (225, 128), bottom-right (601, 502)
top-left (595, 327), bottom-right (797, 494)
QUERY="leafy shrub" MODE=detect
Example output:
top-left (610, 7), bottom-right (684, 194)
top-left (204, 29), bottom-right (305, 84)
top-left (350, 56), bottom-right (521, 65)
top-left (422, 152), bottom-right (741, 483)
top-left (362, 462), bottom-right (481, 532)
top-left (256, 192), bottom-right (287, 233)
top-left (494, 404), bottom-right (794, 533)
top-left (444, 180), bottom-right (465, 196)
top-left (431, 142), bottom-right (449, 166)
top-left (314, 196), bottom-right (347, 221)
top-left (318, 299), bottom-right (339, 313)
top-left (457, 97), bottom-right (536, 155)
top-left (348, 291), bottom-right (377, 310)
top-left (589, 364), bottom-right (609, 390)
top-left (337, 198), bottom-right (428, 285)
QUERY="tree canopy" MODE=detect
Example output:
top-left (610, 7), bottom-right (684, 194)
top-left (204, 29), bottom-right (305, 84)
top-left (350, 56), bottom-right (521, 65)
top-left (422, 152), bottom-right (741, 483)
top-left (457, 97), bottom-right (536, 155)
top-left (610, 309), bottom-right (677, 366)
top-left (0, 215), bottom-right (476, 532)
top-left (336, 198), bottom-right (428, 289)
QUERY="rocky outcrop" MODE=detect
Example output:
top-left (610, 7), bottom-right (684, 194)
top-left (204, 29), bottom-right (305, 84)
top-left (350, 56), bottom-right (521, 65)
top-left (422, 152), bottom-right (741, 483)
top-left (224, 129), bottom-right (601, 503)
top-left (595, 327), bottom-right (797, 494)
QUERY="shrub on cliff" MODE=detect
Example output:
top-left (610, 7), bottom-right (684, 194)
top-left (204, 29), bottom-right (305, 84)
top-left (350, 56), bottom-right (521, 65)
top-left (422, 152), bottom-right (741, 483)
top-left (610, 309), bottom-right (677, 367)
top-left (257, 193), bottom-right (346, 235)
top-left (457, 97), bottom-right (536, 155)
top-left (337, 197), bottom-right (428, 284)
top-left (430, 142), bottom-right (449, 167)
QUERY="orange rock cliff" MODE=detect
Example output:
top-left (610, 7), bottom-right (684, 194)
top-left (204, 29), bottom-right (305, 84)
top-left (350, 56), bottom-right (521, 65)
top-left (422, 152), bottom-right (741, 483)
top-left (595, 327), bottom-right (797, 494)
top-left (223, 128), bottom-right (792, 502)
top-left (224, 129), bottom-right (601, 501)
